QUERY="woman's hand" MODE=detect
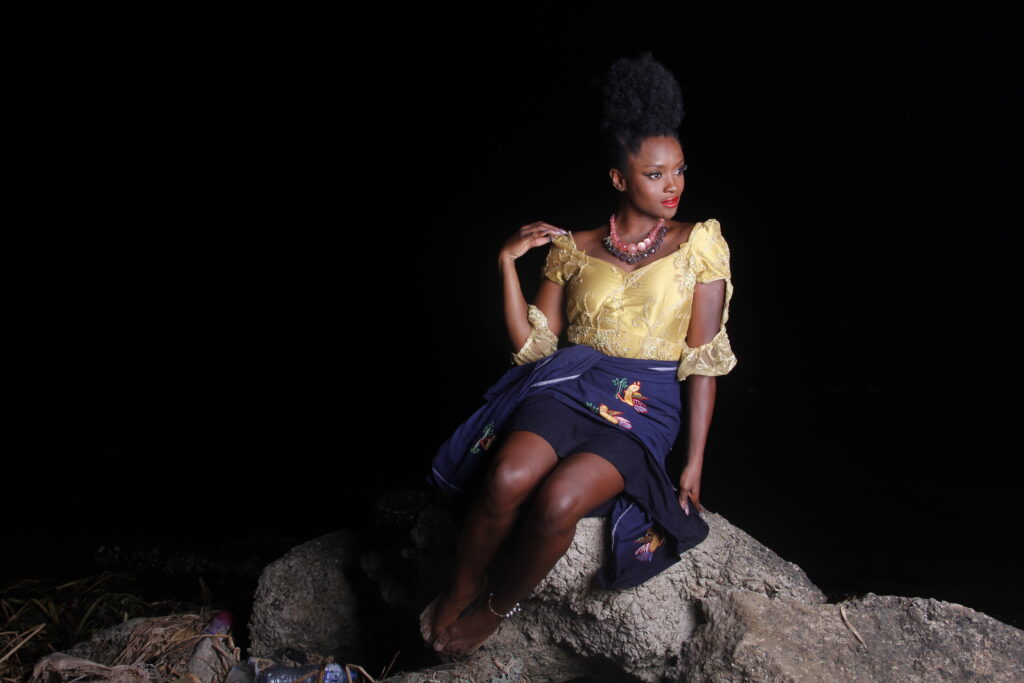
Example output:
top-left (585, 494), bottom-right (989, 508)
top-left (499, 221), bottom-right (568, 261)
top-left (678, 460), bottom-right (703, 516)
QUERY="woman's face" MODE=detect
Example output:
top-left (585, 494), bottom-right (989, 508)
top-left (612, 135), bottom-right (686, 220)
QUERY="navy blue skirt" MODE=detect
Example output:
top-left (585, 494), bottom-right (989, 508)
top-left (428, 344), bottom-right (709, 589)
top-left (501, 391), bottom-right (646, 518)
top-left (503, 392), bottom-right (646, 468)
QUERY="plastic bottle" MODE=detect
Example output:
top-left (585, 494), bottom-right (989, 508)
top-left (255, 662), bottom-right (355, 683)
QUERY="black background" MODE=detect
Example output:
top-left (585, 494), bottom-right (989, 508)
top-left (10, 4), bottom-right (1022, 629)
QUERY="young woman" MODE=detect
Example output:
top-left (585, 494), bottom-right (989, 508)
top-left (424, 51), bottom-right (738, 656)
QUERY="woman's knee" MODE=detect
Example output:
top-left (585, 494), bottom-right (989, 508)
top-left (481, 434), bottom-right (556, 512)
top-left (528, 481), bottom-right (589, 536)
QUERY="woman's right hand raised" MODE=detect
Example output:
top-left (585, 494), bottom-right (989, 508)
top-left (499, 221), bottom-right (569, 261)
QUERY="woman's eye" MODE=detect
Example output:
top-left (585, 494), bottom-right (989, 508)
top-left (647, 165), bottom-right (687, 179)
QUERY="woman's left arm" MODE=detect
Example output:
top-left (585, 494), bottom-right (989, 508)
top-left (679, 278), bottom-right (727, 515)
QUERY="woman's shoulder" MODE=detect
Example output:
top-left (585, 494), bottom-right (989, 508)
top-left (549, 225), bottom-right (605, 254)
top-left (680, 218), bottom-right (726, 251)
top-left (567, 225), bottom-right (605, 248)
top-left (691, 218), bottom-right (723, 238)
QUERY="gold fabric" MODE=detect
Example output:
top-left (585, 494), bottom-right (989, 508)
top-left (511, 304), bottom-right (560, 365)
top-left (540, 218), bottom-right (737, 382)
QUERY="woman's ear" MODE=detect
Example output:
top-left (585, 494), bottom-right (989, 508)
top-left (609, 168), bottom-right (626, 192)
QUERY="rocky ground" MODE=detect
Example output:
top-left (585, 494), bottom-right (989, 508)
top-left (12, 488), bottom-right (1024, 682)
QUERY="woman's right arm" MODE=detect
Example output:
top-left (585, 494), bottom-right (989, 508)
top-left (498, 221), bottom-right (567, 354)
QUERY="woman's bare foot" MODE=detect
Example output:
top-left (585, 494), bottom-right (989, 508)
top-left (432, 595), bottom-right (507, 655)
top-left (423, 574), bottom-right (488, 645)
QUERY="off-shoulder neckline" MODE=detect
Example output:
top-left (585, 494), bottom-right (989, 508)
top-left (559, 219), bottom-right (706, 277)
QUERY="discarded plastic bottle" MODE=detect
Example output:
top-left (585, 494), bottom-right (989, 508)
top-left (256, 663), bottom-right (356, 683)
top-left (204, 610), bottom-right (234, 635)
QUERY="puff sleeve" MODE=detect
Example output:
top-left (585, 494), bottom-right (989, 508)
top-left (542, 239), bottom-right (566, 285)
top-left (511, 304), bottom-right (559, 365)
top-left (677, 219), bottom-right (739, 381)
top-left (542, 232), bottom-right (587, 285)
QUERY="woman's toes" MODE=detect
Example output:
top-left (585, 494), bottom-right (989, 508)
top-left (432, 626), bottom-right (452, 652)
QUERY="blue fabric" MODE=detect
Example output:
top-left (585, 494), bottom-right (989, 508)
top-left (427, 344), bottom-right (709, 589)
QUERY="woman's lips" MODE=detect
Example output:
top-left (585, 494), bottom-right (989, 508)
top-left (661, 198), bottom-right (679, 207)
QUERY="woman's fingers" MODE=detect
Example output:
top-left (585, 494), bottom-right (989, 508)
top-left (679, 489), bottom-right (703, 516)
top-left (520, 222), bottom-right (568, 237)
top-left (518, 226), bottom-right (566, 249)
top-left (501, 223), bottom-right (568, 259)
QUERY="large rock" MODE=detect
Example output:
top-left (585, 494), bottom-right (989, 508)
top-left (248, 530), bottom-right (362, 662)
top-left (381, 654), bottom-right (529, 683)
top-left (679, 590), bottom-right (1024, 682)
top-left (365, 491), bottom-right (823, 682)
top-left (365, 490), bottom-right (1024, 682)
top-left (470, 509), bottom-right (825, 682)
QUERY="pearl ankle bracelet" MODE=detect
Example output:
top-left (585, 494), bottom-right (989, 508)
top-left (487, 592), bottom-right (522, 618)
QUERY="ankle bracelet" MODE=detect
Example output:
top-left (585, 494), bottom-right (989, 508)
top-left (487, 592), bottom-right (522, 619)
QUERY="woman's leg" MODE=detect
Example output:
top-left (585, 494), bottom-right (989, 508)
top-left (427, 429), bottom-right (560, 642)
top-left (434, 451), bottom-right (625, 654)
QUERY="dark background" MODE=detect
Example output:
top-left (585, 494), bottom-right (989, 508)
top-left (10, 3), bottom-right (1022, 632)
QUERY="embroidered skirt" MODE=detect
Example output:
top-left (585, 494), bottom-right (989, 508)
top-left (503, 392), bottom-right (646, 516)
top-left (427, 344), bottom-right (709, 589)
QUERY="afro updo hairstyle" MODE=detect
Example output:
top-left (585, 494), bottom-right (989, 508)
top-left (594, 51), bottom-right (685, 173)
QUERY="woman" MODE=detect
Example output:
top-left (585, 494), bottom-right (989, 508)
top-left (424, 51), bottom-right (738, 656)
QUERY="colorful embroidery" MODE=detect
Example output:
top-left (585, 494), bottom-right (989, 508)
top-left (613, 378), bottom-right (649, 414)
top-left (634, 527), bottom-right (664, 562)
top-left (585, 400), bottom-right (633, 429)
top-left (597, 403), bottom-right (632, 430)
top-left (470, 422), bottom-right (496, 454)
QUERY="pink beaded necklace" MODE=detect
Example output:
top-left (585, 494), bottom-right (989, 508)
top-left (603, 214), bottom-right (668, 265)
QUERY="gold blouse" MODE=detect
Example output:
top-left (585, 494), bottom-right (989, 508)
top-left (513, 218), bottom-right (738, 382)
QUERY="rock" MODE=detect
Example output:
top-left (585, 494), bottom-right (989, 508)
top-left (381, 653), bottom-right (529, 683)
top-left (248, 530), bottom-right (362, 662)
top-left (366, 490), bottom-right (1024, 682)
top-left (363, 491), bottom-right (823, 682)
top-left (471, 509), bottom-right (825, 683)
top-left (678, 590), bottom-right (1024, 682)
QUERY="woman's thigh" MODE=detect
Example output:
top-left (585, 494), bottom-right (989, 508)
top-left (480, 429), bottom-right (560, 511)
top-left (527, 452), bottom-right (625, 532)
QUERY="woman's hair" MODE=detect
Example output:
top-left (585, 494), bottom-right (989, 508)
top-left (595, 51), bottom-right (685, 172)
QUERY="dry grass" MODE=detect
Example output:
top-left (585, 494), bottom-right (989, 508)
top-left (1, 570), bottom-right (206, 683)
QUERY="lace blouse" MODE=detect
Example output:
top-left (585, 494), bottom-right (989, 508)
top-left (513, 218), bottom-right (738, 382)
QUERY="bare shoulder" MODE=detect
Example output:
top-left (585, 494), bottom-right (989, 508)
top-left (667, 219), bottom-right (699, 248)
top-left (671, 220), bottom-right (696, 244)
top-left (570, 226), bottom-right (605, 250)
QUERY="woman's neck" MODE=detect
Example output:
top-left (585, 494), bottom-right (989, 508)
top-left (612, 207), bottom-right (667, 243)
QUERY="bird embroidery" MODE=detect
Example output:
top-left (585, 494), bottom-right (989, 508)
top-left (597, 404), bottom-right (633, 430)
top-left (615, 379), bottom-right (649, 414)
top-left (470, 422), bottom-right (497, 454)
top-left (634, 527), bottom-right (664, 562)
